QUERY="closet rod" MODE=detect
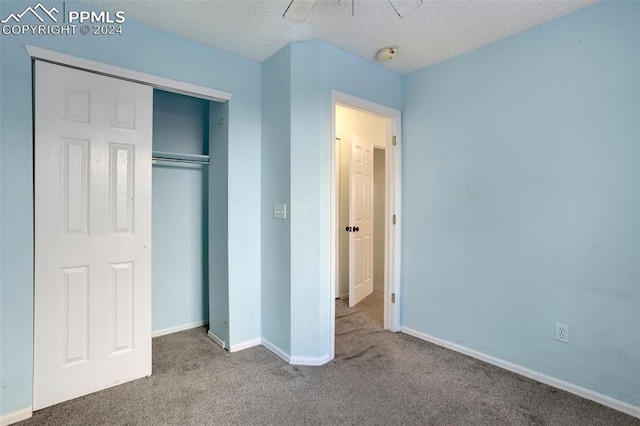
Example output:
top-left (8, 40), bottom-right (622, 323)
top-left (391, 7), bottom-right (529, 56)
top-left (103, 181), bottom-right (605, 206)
top-left (152, 156), bottom-right (210, 165)
top-left (151, 151), bottom-right (210, 165)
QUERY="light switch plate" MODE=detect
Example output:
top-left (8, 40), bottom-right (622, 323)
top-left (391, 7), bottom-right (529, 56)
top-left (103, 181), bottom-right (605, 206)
top-left (273, 203), bottom-right (287, 220)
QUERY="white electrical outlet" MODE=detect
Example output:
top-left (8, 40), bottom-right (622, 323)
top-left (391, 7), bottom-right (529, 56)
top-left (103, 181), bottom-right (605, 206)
top-left (555, 323), bottom-right (569, 343)
top-left (273, 203), bottom-right (287, 220)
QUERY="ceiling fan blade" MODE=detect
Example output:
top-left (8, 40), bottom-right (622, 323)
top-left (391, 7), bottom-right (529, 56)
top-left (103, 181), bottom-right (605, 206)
top-left (283, 0), bottom-right (317, 22)
top-left (387, 0), bottom-right (423, 18)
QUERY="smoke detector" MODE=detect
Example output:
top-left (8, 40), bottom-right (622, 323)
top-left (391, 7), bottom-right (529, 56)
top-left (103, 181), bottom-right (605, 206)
top-left (377, 47), bottom-right (397, 62)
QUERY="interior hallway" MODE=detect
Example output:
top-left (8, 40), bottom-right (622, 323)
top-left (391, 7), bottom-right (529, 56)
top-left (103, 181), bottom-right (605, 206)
top-left (336, 283), bottom-right (384, 330)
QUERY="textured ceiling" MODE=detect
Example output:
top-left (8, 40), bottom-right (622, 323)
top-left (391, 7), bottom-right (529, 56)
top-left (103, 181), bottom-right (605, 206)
top-left (87, 0), bottom-right (596, 75)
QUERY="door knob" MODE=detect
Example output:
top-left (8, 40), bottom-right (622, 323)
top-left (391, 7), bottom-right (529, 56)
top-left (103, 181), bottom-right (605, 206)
top-left (345, 226), bottom-right (352, 232)
top-left (354, 226), bottom-right (360, 232)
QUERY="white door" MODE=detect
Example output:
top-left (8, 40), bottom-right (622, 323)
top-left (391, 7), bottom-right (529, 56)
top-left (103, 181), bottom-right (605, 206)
top-left (34, 61), bottom-right (153, 410)
top-left (349, 135), bottom-right (374, 307)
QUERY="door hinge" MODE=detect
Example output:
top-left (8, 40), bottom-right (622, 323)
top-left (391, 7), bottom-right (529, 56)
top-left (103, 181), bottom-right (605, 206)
top-left (391, 293), bottom-right (396, 303)
top-left (392, 135), bottom-right (397, 146)
top-left (392, 214), bottom-right (396, 225)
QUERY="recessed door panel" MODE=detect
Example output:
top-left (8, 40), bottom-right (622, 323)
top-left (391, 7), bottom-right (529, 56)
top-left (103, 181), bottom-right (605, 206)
top-left (112, 262), bottom-right (134, 353)
top-left (63, 89), bottom-right (91, 123)
top-left (61, 266), bottom-right (89, 366)
top-left (110, 96), bottom-right (136, 129)
top-left (62, 138), bottom-right (89, 235)
top-left (111, 144), bottom-right (135, 233)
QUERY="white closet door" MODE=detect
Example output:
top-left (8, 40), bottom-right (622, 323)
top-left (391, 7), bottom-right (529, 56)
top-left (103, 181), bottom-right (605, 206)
top-left (34, 61), bottom-right (153, 410)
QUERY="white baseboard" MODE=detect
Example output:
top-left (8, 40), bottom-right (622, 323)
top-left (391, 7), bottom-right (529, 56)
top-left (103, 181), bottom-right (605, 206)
top-left (0, 407), bottom-right (32, 426)
top-left (207, 330), bottom-right (226, 349)
top-left (229, 338), bottom-right (262, 353)
top-left (236, 337), bottom-right (332, 367)
top-left (290, 354), bottom-right (334, 366)
top-left (261, 338), bottom-right (291, 363)
top-left (152, 320), bottom-right (208, 338)
top-left (194, 333), bottom-right (321, 364)
top-left (339, 293), bottom-right (349, 299)
top-left (400, 326), bottom-right (640, 420)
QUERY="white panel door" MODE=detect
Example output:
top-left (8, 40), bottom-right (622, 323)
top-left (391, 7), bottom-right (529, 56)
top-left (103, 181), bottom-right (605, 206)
top-left (34, 61), bottom-right (153, 410)
top-left (349, 135), bottom-right (374, 307)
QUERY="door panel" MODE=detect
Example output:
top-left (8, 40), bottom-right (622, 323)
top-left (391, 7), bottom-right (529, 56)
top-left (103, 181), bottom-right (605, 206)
top-left (34, 61), bottom-right (153, 410)
top-left (111, 143), bottom-right (135, 233)
top-left (62, 138), bottom-right (90, 235)
top-left (61, 266), bottom-right (89, 365)
top-left (349, 135), bottom-right (374, 307)
top-left (112, 261), bottom-right (135, 353)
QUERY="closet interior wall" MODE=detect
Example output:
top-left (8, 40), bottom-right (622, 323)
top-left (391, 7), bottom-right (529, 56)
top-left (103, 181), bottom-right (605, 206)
top-left (152, 89), bottom-right (210, 334)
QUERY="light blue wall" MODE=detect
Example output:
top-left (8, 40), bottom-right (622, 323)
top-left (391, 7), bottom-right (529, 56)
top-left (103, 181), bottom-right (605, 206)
top-left (152, 90), bottom-right (209, 332)
top-left (0, 0), bottom-right (261, 415)
top-left (261, 46), bottom-right (292, 353)
top-left (152, 90), bottom-right (209, 155)
top-left (259, 40), bottom-right (400, 360)
top-left (288, 41), bottom-right (401, 359)
top-left (401, 1), bottom-right (640, 407)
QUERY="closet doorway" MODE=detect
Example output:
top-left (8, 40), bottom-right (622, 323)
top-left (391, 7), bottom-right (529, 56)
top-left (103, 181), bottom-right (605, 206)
top-left (152, 89), bottom-right (229, 348)
top-left (31, 47), bottom-right (231, 410)
top-left (151, 89), bottom-right (230, 349)
top-left (151, 90), bottom-right (211, 337)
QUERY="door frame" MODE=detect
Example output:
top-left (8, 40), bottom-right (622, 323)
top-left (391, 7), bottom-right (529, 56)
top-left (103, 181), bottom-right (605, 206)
top-left (28, 45), bottom-right (231, 411)
top-left (330, 90), bottom-right (402, 354)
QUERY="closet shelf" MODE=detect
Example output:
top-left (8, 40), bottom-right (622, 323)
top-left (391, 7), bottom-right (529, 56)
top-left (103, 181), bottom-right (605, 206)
top-left (152, 151), bottom-right (210, 165)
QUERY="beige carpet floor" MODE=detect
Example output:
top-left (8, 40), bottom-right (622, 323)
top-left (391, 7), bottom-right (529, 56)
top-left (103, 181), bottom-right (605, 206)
top-left (20, 291), bottom-right (639, 425)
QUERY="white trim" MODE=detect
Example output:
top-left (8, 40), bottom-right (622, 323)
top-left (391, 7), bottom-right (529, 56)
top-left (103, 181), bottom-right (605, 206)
top-left (0, 407), bottom-right (32, 426)
top-left (207, 330), bottom-right (226, 349)
top-left (25, 45), bottom-right (232, 103)
top-left (261, 338), bottom-right (291, 363)
top-left (400, 326), bottom-right (640, 420)
top-left (229, 338), bottom-right (262, 353)
top-left (388, 111), bottom-right (401, 333)
top-left (290, 354), bottom-right (334, 366)
top-left (152, 321), bottom-right (209, 338)
top-left (259, 339), bottom-right (334, 366)
top-left (334, 136), bottom-right (341, 300)
top-left (333, 91), bottom-right (400, 118)
top-left (330, 90), bottom-right (402, 359)
top-left (330, 95), bottom-right (338, 359)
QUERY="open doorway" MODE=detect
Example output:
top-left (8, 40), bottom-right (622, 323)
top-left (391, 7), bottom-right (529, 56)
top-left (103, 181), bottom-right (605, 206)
top-left (335, 105), bottom-right (387, 326)
top-left (330, 90), bottom-right (402, 358)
